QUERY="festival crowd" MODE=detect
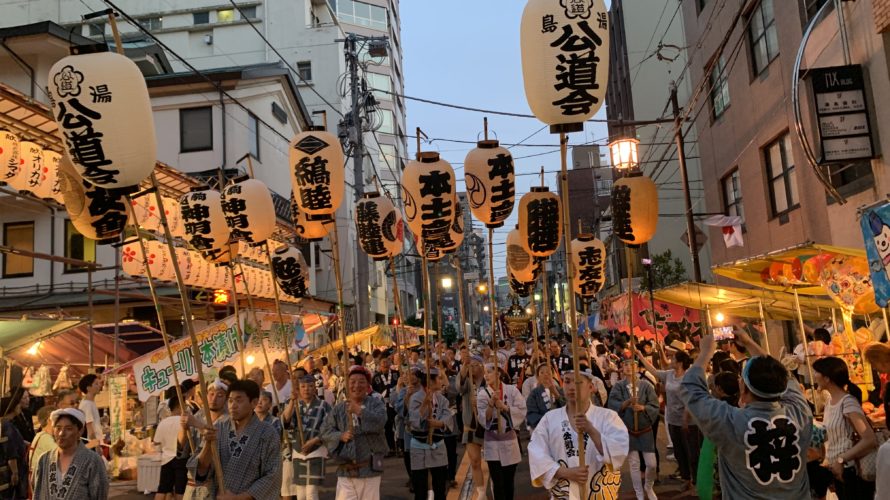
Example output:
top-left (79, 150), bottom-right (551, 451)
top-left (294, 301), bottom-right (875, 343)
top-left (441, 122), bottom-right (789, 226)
top-left (3, 320), bottom-right (890, 500)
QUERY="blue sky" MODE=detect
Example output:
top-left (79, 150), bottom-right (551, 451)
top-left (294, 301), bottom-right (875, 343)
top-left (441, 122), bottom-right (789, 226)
top-left (400, 1), bottom-right (611, 279)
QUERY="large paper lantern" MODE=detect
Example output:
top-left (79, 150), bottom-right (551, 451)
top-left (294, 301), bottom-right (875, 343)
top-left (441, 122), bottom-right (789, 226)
top-left (401, 152), bottom-right (456, 244)
top-left (0, 129), bottom-right (21, 187)
top-left (572, 234), bottom-right (606, 297)
top-left (289, 128), bottom-right (344, 216)
top-left (145, 240), bottom-right (176, 282)
top-left (60, 160), bottom-right (128, 244)
top-left (34, 150), bottom-right (61, 201)
top-left (21, 143), bottom-right (52, 197)
top-left (437, 201), bottom-right (465, 254)
top-left (507, 226), bottom-right (537, 282)
top-left (463, 139), bottom-right (515, 228)
top-left (520, 0), bottom-right (610, 131)
top-left (221, 176), bottom-right (276, 244)
top-left (611, 174), bottom-right (658, 245)
top-left (509, 269), bottom-right (535, 298)
top-left (272, 245), bottom-right (311, 299)
top-left (356, 192), bottom-right (404, 260)
top-left (186, 250), bottom-right (211, 287)
top-left (121, 242), bottom-right (144, 276)
top-left (290, 192), bottom-right (331, 242)
top-left (48, 52), bottom-right (156, 190)
top-left (8, 141), bottom-right (43, 193)
top-left (176, 247), bottom-right (194, 284)
top-left (518, 187), bottom-right (562, 257)
top-left (180, 188), bottom-right (231, 257)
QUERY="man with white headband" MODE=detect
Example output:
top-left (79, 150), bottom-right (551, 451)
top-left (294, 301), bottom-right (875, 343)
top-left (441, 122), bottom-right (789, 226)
top-left (680, 328), bottom-right (812, 499)
top-left (32, 408), bottom-right (108, 499)
top-left (528, 369), bottom-right (628, 500)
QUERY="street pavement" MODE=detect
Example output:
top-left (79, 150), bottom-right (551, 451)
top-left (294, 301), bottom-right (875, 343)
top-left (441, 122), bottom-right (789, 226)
top-left (110, 423), bottom-right (700, 499)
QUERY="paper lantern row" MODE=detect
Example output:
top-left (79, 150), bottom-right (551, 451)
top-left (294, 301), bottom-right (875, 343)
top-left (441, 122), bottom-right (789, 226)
top-left (0, 131), bottom-right (65, 204)
top-left (131, 195), bottom-right (187, 239)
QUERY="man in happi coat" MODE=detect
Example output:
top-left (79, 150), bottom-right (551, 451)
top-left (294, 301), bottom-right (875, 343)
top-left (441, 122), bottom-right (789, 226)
top-left (189, 380), bottom-right (281, 499)
top-left (320, 365), bottom-right (388, 500)
top-left (407, 368), bottom-right (453, 500)
top-left (281, 375), bottom-right (331, 500)
top-left (32, 408), bottom-right (108, 500)
top-left (529, 371), bottom-right (628, 500)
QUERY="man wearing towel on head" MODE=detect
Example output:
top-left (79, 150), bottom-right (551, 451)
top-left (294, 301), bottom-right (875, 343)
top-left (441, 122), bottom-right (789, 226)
top-left (528, 370), bottom-right (628, 500)
top-left (32, 408), bottom-right (109, 500)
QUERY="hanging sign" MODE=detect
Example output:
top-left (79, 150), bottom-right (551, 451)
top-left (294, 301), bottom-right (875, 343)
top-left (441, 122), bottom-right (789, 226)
top-left (810, 65), bottom-right (875, 163)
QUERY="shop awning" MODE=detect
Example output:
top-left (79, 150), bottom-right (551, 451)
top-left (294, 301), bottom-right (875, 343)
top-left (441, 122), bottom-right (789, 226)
top-left (711, 242), bottom-right (866, 295)
top-left (0, 317), bottom-right (87, 354)
top-left (654, 282), bottom-right (839, 321)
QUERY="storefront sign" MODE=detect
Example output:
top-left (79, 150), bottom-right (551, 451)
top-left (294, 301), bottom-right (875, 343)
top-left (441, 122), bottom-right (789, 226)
top-left (811, 65), bottom-right (875, 163)
top-left (106, 375), bottom-right (128, 445)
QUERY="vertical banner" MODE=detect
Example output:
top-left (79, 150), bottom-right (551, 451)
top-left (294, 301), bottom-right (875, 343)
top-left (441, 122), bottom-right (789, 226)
top-left (106, 374), bottom-right (128, 477)
top-left (860, 203), bottom-right (890, 307)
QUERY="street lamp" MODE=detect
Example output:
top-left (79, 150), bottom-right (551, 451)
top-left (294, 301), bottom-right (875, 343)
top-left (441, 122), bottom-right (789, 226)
top-left (441, 277), bottom-right (453, 289)
top-left (483, 305), bottom-right (490, 312)
top-left (608, 137), bottom-right (640, 171)
top-left (477, 283), bottom-right (487, 294)
top-left (714, 312), bottom-right (725, 324)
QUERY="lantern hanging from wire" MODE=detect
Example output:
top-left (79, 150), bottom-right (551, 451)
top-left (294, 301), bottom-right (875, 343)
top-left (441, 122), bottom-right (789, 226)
top-left (518, 187), bottom-right (562, 257)
top-left (463, 139), bottom-right (515, 228)
top-left (401, 152), bottom-right (456, 246)
top-left (290, 192), bottom-right (331, 242)
top-left (571, 234), bottom-right (606, 298)
top-left (9, 141), bottom-right (43, 193)
top-left (272, 244), bottom-right (311, 299)
top-left (221, 176), bottom-right (276, 244)
top-left (60, 157), bottom-right (128, 244)
top-left (611, 173), bottom-right (659, 246)
top-left (0, 129), bottom-right (21, 187)
top-left (355, 191), bottom-right (404, 260)
top-left (35, 150), bottom-right (61, 201)
top-left (48, 51), bottom-right (157, 190)
top-left (290, 127), bottom-right (345, 216)
top-left (520, 0), bottom-right (610, 131)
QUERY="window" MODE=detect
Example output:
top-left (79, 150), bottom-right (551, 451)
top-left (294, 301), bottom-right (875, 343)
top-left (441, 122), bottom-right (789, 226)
top-left (3, 222), bottom-right (34, 277)
top-left (378, 143), bottom-right (396, 167)
top-left (193, 11), bottom-right (210, 25)
top-left (64, 220), bottom-right (96, 273)
top-left (180, 107), bottom-right (213, 152)
top-left (378, 109), bottom-right (394, 134)
top-left (89, 22), bottom-right (105, 36)
top-left (709, 55), bottom-right (730, 118)
top-left (828, 161), bottom-right (873, 195)
top-left (239, 6), bottom-right (257, 19)
top-left (139, 17), bottom-right (163, 31)
top-left (217, 9), bottom-right (235, 23)
top-left (804, 0), bottom-right (830, 21)
top-left (248, 112), bottom-right (260, 160)
top-left (765, 134), bottom-right (799, 217)
top-left (722, 169), bottom-right (744, 220)
top-left (337, 0), bottom-right (388, 30)
top-left (296, 61), bottom-right (312, 82)
top-left (748, 0), bottom-right (778, 74)
top-left (366, 72), bottom-right (392, 100)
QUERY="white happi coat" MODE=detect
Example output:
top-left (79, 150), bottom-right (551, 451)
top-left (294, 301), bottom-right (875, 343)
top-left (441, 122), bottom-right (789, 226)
top-left (528, 405), bottom-right (629, 500)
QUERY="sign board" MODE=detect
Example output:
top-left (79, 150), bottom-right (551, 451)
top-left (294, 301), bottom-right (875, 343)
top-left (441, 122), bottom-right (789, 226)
top-left (810, 65), bottom-right (875, 163)
top-left (680, 225), bottom-right (708, 252)
top-left (107, 375), bottom-right (128, 445)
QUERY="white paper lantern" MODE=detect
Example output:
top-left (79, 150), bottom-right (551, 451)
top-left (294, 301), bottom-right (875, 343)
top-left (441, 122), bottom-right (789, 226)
top-left (508, 268), bottom-right (535, 298)
top-left (145, 240), bottom-right (175, 282)
top-left (611, 174), bottom-right (659, 245)
top-left (221, 176), bottom-right (276, 244)
top-left (571, 234), bottom-right (606, 297)
top-left (180, 188), bottom-right (231, 257)
top-left (272, 245), bottom-right (311, 299)
top-left (438, 200), bottom-right (465, 254)
top-left (518, 187), bottom-right (563, 258)
top-left (355, 192), bottom-right (404, 261)
top-left (291, 192), bottom-right (331, 242)
top-left (8, 141), bottom-right (43, 193)
top-left (22, 144), bottom-right (53, 197)
top-left (0, 129), bottom-right (21, 187)
top-left (520, 0), bottom-right (610, 130)
top-left (463, 139), bottom-right (515, 228)
top-left (35, 150), bottom-right (61, 201)
top-left (401, 152), bottom-right (456, 245)
top-left (121, 241), bottom-right (145, 276)
top-left (48, 52), bottom-right (157, 190)
top-left (506, 226), bottom-right (536, 282)
top-left (290, 128), bottom-right (345, 216)
top-left (186, 250), bottom-right (210, 286)
top-left (61, 159), bottom-right (128, 244)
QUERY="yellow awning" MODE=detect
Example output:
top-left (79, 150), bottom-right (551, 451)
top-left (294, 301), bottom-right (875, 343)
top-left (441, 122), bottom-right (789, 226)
top-left (654, 282), bottom-right (839, 321)
top-left (711, 242), bottom-right (866, 295)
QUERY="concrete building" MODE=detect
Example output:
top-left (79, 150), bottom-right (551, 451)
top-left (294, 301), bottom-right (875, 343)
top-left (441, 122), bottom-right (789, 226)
top-left (606, 0), bottom-right (712, 286)
top-left (678, 0), bottom-right (890, 270)
top-left (0, 0), bottom-right (416, 326)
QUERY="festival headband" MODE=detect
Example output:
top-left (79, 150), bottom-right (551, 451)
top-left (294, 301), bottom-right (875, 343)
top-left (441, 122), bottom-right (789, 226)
top-left (50, 408), bottom-right (86, 426)
top-left (741, 356), bottom-right (786, 399)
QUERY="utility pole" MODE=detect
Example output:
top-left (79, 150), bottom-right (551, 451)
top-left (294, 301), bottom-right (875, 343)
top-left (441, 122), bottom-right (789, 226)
top-left (670, 81), bottom-right (702, 283)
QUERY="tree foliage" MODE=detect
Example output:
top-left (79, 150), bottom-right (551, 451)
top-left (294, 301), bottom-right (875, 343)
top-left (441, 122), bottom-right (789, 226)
top-left (641, 249), bottom-right (687, 290)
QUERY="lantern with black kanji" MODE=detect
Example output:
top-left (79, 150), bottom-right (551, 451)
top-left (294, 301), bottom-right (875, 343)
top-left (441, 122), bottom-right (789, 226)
top-left (509, 269), bottom-right (535, 298)
top-left (272, 245), bottom-right (311, 299)
top-left (290, 192), bottom-right (331, 242)
top-left (8, 141), bottom-right (43, 193)
top-left (401, 152), bottom-right (456, 245)
top-left (463, 140), bottom-right (515, 228)
top-left (60, 157), bottom-right (127, 244)
top-left (571, 234), bottom-right (606, 298)
top-left (520, 0), bottom-right (610, 130)
top-left (438, 201), bottom-right (465, 254)
top-left (180, 188), bottom-right (231, 257)
top-left (48, 52), bottom-right (157, 190)
top-left (35, 150), bottom-right (61, 201)
top-left (507, 226), bottom-right (537, 282)
top-left (221, 176), bottom-right (276, 244)
top-left (290, 127), bottom-right (344, 216)
top-left (0, 129), bottom-right (21, 187)
top-left (22, 143), bottom-right (51, 197)
top-left (611, 174), bottom-right (658, 245)
top-left (518, 187), bottom-right (562, 257)
top-left (356, 192), bottom-right (404, 260)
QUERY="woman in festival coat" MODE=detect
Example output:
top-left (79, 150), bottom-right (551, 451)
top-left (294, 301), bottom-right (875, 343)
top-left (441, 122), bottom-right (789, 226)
top-left (476, 363), bottom-right (526, 500)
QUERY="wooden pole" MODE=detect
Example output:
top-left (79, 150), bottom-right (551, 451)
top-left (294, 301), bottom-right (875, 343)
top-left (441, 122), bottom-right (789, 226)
top-left (558, 131), bottom-right (584, 463)
top-left (453, 256), bottom-right (469, 346)
top-left (328, 222), bottom-right (352, 431)
top-left (757, 299), bottom-right (771, 355)
top-left (389, 257), bottom-right (405, 368)
top-left (540, 261), bottom-right (554, 370)
top-left (625, 244), bottom-right (638, 431)
top-left (486, 227), bottom-right (503, 433)
top-left (435, 263), bottom-right (443, 342)
top-left (420, 246), bottom-right (434, 443)
top-left (225, 264), bottom-right (246, 375)
top-left (793, 289), bottom-right (820, 414)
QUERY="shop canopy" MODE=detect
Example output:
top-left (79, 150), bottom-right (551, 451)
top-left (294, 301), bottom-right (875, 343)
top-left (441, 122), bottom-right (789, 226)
top-left (0, 317), bottom-right (87, 354)
top-left (654, 282), bottom-right (839, 321)
top-left (711, 242), bottom-right (866, 295)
